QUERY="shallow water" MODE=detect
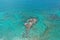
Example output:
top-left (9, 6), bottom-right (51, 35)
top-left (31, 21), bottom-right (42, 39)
top-left (0, 0), bottom-right (60, 40)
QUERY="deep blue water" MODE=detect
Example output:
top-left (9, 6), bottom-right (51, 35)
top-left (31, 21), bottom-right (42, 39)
top-left (0, 0), bottom-right (60, 40)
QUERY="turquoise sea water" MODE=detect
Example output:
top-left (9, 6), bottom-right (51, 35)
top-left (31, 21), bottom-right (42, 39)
top-left (0, 0), bottom-right (60, 40)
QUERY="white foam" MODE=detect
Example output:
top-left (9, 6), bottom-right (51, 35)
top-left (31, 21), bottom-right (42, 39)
top-left (24, 23), bottom-right (28, 25)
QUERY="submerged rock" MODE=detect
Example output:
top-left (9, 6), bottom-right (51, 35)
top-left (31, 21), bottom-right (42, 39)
top-left (24, 18), bottom-right (37, 30)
